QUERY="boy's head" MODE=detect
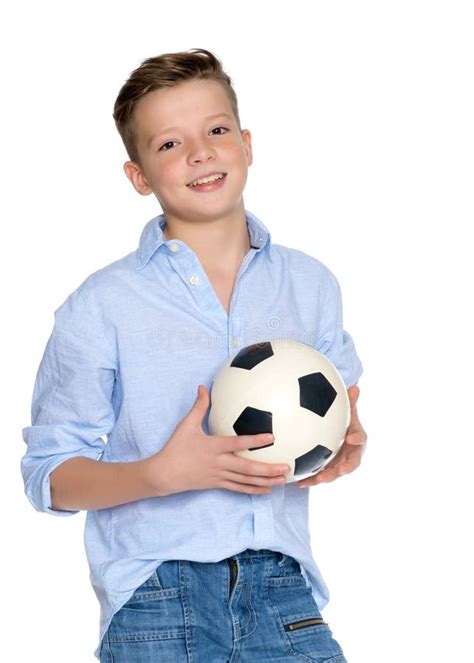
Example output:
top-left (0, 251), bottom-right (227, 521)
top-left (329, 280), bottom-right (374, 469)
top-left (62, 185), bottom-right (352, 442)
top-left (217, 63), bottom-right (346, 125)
top-left (113, 48), bottom-right (253, 223)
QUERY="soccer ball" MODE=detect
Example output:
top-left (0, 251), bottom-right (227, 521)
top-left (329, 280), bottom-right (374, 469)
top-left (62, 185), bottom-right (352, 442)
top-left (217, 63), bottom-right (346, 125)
top-left (208, 339), bottom-right (350, 484)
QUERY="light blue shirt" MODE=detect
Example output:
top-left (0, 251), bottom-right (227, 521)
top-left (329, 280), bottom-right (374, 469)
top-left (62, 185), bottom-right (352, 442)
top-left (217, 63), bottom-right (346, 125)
top-left (21, 209), bottom-right (363, 659)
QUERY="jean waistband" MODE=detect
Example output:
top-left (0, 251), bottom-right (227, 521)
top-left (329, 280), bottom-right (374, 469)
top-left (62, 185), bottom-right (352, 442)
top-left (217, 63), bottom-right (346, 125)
top-left (228, 549), bottom-right (284, 561)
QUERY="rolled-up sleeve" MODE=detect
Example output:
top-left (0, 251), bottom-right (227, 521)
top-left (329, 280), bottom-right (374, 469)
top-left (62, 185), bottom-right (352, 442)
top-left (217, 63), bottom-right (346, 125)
top-left (315, 269), bottom-right (363, 389)
top-left (21, 286), bottom-right (117, 516)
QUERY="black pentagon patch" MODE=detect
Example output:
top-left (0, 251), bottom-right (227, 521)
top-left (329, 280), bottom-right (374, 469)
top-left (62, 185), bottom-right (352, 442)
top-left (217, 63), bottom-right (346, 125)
top-left (233, 406), bottom-right (274, 450)
top-left (294, 444), bottom-right (332, 476)
top-left (299, 372), bottom-right (337, 416)
top-left (230, 342), bottom-right (274, 370)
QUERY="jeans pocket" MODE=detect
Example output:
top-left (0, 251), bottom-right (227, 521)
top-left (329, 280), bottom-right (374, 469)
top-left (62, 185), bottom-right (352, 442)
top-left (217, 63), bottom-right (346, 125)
top-left (270, 552), bottom-right (303, 579)
top-left (266, 579), bottom-right (346, 663)
top-left (108, 561), bottom-right (185, 645)
top-left (132, 567), bottom-right (162, 593)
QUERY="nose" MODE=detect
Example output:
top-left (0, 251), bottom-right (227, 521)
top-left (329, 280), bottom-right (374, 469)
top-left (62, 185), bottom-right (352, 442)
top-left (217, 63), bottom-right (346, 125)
top-left (187, 139), bottom-right (216, 165)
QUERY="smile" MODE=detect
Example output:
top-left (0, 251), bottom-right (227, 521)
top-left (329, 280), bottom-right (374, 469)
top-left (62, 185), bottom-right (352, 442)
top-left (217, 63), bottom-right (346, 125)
top-left (187, 172), bottom-right (226, 187)
top-left (187, 173), bottom-right (227, 192)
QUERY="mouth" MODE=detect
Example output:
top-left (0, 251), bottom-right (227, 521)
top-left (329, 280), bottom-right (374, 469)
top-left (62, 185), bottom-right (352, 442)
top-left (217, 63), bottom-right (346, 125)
top-left (187, 172), bottom-right (227, 190)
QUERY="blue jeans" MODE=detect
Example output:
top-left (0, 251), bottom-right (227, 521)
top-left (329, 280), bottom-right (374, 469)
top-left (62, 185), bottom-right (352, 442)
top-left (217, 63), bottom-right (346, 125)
top-left (99, 549), bottom-right (348, 662)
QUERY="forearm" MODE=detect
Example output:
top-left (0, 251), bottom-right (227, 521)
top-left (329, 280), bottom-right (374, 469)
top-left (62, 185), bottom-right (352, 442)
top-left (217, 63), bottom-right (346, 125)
top-left (50, 456), bottom-right (157, 511)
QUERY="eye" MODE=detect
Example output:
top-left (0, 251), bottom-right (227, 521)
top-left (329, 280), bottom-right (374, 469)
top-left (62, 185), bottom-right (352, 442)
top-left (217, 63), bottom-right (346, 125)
top-left (158, 140), bottom-right (178, 152)
top-left (158, 127), bottom-right (228, 152)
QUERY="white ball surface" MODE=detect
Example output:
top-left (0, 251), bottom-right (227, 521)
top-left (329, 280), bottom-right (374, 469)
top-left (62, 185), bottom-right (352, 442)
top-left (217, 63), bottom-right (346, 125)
top-left (208, 338), bottom-right (350, 483)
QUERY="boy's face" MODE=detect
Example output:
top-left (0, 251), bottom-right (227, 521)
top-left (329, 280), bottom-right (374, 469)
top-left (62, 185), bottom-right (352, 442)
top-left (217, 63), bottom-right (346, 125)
top-left (124, 79), bottom-right (253, 224)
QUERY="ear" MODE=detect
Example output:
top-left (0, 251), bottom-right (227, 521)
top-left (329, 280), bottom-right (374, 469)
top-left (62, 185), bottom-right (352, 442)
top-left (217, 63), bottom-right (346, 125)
top-left (123, 160), bottom-right (153, 196)
top-left (241, 129), bottom-right (253, 167)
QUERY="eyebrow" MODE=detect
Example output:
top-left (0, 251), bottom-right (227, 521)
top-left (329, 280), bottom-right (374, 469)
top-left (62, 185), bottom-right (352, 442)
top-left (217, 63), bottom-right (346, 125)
top-left (146, 112), bottom-right (234, 148)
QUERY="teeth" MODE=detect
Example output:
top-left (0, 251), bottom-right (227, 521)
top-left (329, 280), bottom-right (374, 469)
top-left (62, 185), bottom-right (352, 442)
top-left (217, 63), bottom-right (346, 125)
top-left (190, 173), bottom-right (225, 186)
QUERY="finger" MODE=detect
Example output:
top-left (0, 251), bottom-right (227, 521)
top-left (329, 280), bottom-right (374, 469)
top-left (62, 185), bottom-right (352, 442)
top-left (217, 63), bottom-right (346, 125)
top-left (220, 468), bottom-right (288, 487)
top-left (347, 385), bottom-right (360, 409)
top-left (218, 445), bottom-right (290, 476)
top-left (326, 442), bottom-right (361, 468)
top-left (312, 464), bottom-right (349, 484)
top-left (221, 433), bottom-right (275, 453)
top-left (317, 448), bottom-right (362, 480)
top-left (344, 428), bottom-right (368, 446)
top-left (220, 480), bottom-right (272, 495)
top-left (189, 384), bottom-right (209, 424)
top-left (216, 434), bottom-right (290, 476)
top-left (347, 410), bottom-right (364, 433)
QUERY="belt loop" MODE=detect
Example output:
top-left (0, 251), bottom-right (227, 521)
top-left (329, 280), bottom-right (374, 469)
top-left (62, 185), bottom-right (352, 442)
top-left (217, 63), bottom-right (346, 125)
top-left (278, 552), bottom-right (286, 566)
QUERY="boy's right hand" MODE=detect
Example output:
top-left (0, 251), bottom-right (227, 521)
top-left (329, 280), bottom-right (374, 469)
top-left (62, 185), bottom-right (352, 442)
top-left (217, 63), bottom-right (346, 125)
top-left (146, 384), bottom-right (291, 497)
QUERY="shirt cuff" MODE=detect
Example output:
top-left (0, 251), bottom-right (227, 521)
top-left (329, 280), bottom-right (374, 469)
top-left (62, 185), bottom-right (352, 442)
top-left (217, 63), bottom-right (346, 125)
top-left (24, 453), bottom-right (100, 516)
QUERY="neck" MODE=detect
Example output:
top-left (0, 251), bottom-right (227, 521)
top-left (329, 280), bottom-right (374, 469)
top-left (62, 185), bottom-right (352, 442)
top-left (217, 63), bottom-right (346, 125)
top-left (163, 206), bottom-right (251, 272)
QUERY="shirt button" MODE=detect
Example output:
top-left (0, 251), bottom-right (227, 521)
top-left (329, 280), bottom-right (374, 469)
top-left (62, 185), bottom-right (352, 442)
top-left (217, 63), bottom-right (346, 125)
top-left (190, 275), bottom-right (200, 285)
top-left (232, 337), bottom-right (239, 348)
top-left (169, 242), bottom-right (180, 252)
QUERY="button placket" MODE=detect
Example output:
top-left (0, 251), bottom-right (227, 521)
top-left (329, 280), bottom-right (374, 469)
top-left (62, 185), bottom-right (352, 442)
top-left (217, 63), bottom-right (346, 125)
top-left (166, 248), bottom-right (228, 325)
top-left (165, 238), bottom-right (262, 346)
top-left (226, 247), bottom-right (261, 354)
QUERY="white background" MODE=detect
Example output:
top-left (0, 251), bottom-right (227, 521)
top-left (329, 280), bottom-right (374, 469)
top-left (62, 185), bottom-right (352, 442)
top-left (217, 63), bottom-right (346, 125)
top-left (2, 1), bottom-right (473, 661)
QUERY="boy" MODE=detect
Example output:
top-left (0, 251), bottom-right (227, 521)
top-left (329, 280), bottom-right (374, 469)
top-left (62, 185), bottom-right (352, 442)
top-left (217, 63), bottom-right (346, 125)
top-left (21, 48), bottom-right (367, 662)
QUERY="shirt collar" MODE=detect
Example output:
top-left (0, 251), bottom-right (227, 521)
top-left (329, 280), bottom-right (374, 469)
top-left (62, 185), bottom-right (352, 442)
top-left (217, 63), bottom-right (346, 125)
top-left (136, 209), bottom-right (272, 270)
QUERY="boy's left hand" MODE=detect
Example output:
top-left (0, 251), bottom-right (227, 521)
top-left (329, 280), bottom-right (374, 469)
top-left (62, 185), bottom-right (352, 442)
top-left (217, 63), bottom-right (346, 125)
top-left (297, 385), bottom-right (367, 488)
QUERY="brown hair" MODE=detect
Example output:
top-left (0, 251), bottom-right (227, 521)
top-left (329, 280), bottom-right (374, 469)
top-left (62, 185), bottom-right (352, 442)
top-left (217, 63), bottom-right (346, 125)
top-left (113, 48), bottom-right (242, 166)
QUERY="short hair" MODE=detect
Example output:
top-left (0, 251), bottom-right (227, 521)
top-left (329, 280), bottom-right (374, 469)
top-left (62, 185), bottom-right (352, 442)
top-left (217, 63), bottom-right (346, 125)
top-left (113, 48), bottom-right (242, 166)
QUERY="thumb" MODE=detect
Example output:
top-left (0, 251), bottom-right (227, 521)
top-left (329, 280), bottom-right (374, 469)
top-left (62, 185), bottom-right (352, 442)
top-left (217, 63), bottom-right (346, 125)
top-left (347, 385), bottom-right (360, 411)
top-left (188, 384), bottom-right (209, 423)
